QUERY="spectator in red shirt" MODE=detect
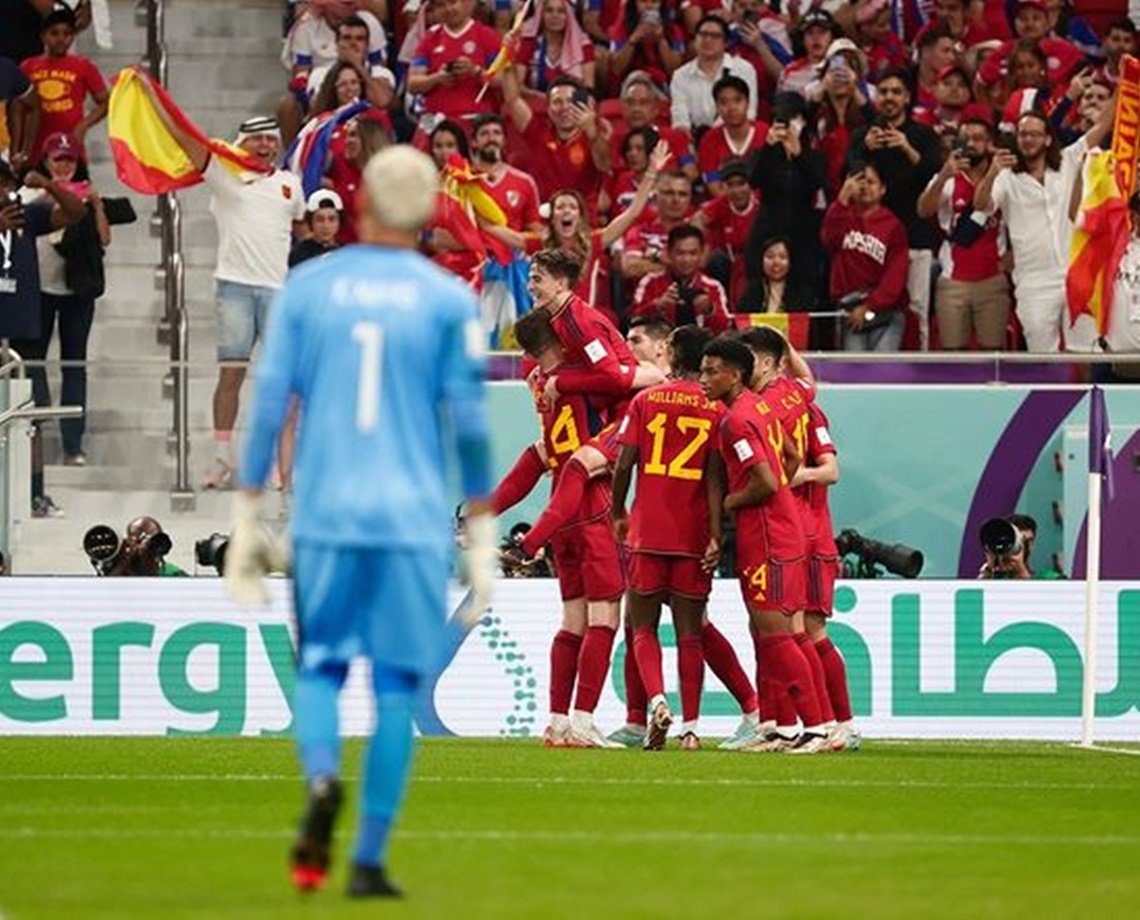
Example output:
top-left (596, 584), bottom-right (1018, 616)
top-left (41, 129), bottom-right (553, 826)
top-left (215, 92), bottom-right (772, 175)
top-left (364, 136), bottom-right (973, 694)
top-left (502, 70), bottom-right (613, 215)
top-left (470, 113), bottom-right (544, 234)
top-left (807, 42), bottom-right (873, 197)
top-left (694, 156), bottom-right (757, 303)
top-left (516, 0), bottom-right (597, 99)
top-left (20, 4), bottom-right (107, 164)
top-left (607, 0), bottom-right (685, 92)
top-left (324, 114), bottom-right (388, 243)
top-left (619, 168), bottom-right (692, 282)
top-left (600, 124), bottom-right (656, 216)
top-left (821, 161), bottom-right (909, 352)
top-left (630, 224), bottom-right (731, 332)
top-left (697, 74), bottom-right (768, 196)
top-left (777, 9), bottom-right (837, 96)
top-left (407, 0), bottom-right (502, 128)
top-left (852, 0), bottom-right (908, 82)
top-left (976, 0), bottom-right (1084, 91)
top-left (1096, 18), bottom-right (1137, 87)
top-left (913, 62), bottom-right (976, 151)
top-left (607, 70), bottom-right (697, 183)
top-left (914, 20), bottom-right (959, 110)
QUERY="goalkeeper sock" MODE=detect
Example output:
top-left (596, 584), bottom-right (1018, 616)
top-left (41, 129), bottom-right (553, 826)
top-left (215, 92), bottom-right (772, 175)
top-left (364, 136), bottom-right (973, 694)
top-left (702, 622), bottom-right (758, 715)
top-left (815, 636), bottom-right (853, 722)
top-left (758, 633), bottom-right (823, 731)
top-left (521, 459), bottom-right (589, 556)
top-left (794, 632), bottom-right (835, 724)
top-left (295, 662), bottom-right (348, 782)
top-left (491, 444), bottom-right (545, 515)
top-left (677, 634), bottom-right (705, 724)
top-left (624, 625), bottom-right (648, 727)
top-left (549, 629), bottom-right (582, 715)
top-left (573, 625), bottom-right (616, 714)
top-left (632, 626), bottom-right (665, 701)
top-left (355, 667), bottom-right (418, 869)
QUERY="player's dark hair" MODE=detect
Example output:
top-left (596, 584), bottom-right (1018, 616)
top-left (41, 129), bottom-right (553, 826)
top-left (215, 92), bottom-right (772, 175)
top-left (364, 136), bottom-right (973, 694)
top-left (531, 248), bottom-right (583, 287)
top-left (513, 309), bottom-right (561, 357)
top-left (737, 325), bottom-right (786, 364)
top-left (703, 335), bottom-right (754, 384)
top-left (629, 315), bottom-right (671, 341)
top-left (667, 224), bottom-right (704, 250)
top-left (713, 74), bottom-right (750, 103)
top-left (339, 13), bottom-right (370, 34)
top-left (670, 325), bottom-right (713, 375)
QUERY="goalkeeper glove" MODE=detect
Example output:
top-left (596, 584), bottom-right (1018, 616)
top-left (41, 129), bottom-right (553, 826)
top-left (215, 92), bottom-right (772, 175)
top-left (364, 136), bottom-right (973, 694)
top-left (460, 511), bottom-right (496, 627)
top-left (225, 492), bottom-right (288, 605)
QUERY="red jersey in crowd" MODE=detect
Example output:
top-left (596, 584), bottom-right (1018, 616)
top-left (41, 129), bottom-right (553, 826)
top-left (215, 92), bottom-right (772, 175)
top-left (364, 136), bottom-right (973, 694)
top-left (517, 34), bottom-right (597, 91)
top-left (719, 390), bottom-right (806, 563)
top-left (929, 171), bottom-right (1004, 283)
top-left (20, 53), bottom-right (106, 161)
top-left (520, 116), bottom-right (608, 216)
top-left (480, 165), bottom-right (542, 232)
top-left (607, 17), bottom-right (687, 90)
top-left (617, 378), bottom-right (724, 556)
top-left (696, 121), bottom-right (768, 185)
top-left (412, 20), bottom-right (502, 121)
top-left (608, 123), bottom-right (695, 172)
top-left (621, 215), bottom-right (691, 262)
top-left (820, 201), bottom-right (909, 313)
top-left (630, 270), bottom-right (731, 333)
top-left (699, 191), bottom-right (757, 304)
top-left (862, 33), bottom-right (909, 82)
top-left (976, 37), bottom-right (1084, 89)
top-left (546, 292), bottom-right (638, 421)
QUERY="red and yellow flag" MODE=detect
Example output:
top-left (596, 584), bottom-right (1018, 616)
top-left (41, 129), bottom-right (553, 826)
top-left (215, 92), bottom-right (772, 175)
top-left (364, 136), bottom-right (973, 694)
top-left (108, 67), bottom-right (272, 193)
top-left (732, 313), bottom-right (811, 350)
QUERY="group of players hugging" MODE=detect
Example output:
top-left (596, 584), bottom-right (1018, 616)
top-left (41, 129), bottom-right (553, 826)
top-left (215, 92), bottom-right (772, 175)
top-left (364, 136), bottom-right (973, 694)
top-left (489, 247), bottom-right (859, 754)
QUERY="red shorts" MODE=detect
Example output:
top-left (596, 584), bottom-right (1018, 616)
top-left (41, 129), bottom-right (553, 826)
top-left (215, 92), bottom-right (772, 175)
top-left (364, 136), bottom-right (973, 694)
top-left (628, 551), bottom-right (711, 600)
top-left (551, 518), bottom-right (625, 602)
top-left (587, 421), bottom-right (621, 466)
top-left (807, 554), bottom-right (840, 616)
top-left (736, 555), bottom-right (806, 614)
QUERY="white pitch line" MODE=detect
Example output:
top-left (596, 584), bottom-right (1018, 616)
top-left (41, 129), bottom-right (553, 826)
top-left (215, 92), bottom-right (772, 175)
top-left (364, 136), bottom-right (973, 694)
top-left (0, 774), bottom-right (1125, 792)
top-left (1071, 744), bottom-right (1140, 757)
top-left (0, 828), bottom-right (1138, 848)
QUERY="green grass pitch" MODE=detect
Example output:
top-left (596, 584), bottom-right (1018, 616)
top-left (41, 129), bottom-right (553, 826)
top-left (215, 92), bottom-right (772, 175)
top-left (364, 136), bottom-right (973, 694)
top-left (2, 738), bottom-right (1140, 919)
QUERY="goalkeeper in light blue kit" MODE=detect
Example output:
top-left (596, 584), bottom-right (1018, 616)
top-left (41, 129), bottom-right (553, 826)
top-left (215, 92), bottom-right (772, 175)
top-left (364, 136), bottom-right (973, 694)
top-left (225, 146), bottom-right (497, 899)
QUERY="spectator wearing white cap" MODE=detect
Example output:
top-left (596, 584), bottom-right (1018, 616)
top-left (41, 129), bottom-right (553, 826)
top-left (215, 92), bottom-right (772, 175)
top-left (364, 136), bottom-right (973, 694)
top-left (135, 88), bottom-right (308, 487)
top-left (290, 190), bottom-right (344, 267)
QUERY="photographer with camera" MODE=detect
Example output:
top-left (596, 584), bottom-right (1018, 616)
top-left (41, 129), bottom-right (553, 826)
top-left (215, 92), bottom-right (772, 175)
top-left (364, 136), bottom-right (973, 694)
top-left (83, 516), bottom-right (186, 577)
top-left (630, 224), bottom-right (730, 333)
top-left (916, 107), bottom-right (1011, 351)
top-left (978, 514), bottom-right (1064, 580)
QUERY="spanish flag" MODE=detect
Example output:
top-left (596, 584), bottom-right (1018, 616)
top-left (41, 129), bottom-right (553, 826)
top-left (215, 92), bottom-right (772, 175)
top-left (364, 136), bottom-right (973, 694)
top-left (1066, 150), bottom-right (1130, 337)
top-left (732, 313), bottom-right (811, 350)
top-left (108, 67), bottom-right (272, 193)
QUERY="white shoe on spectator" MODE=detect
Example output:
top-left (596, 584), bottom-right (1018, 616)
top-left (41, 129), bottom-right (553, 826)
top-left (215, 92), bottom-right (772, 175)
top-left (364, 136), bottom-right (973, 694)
top-left (202, 459), bottom-right (233, 490)
top-left (32, 495), bottom-right (65, 518)
top-left (63, 452), bottom-right (87, 467)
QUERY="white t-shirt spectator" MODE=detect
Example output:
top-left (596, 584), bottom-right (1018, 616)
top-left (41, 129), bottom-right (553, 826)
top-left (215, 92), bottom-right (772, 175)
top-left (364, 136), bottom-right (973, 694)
top-left (205, 157), bottom-right (305, 290)
top-left (286, 10), bottom-right (387, 71)
top-left (669, 54), bottom-right (758, 131)
top-left (1109, 238), bottom-right (1140, 352)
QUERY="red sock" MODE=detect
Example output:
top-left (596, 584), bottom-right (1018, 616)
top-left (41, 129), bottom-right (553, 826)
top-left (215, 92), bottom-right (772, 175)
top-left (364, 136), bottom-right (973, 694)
top-left (522, 459), bottom-right (589, 556)
top-left (549, 629), bottom-right (582, 715)
top-left (573, 625), bottom-right (616, 714)
top-left (492, 444), bottom-right (545, 515)
top-left (794, 632), bottom-right (835, 723)
top-left (750, 630), bottom-right (773, 722)
top-left (632, 626), bottom-right (664, 700)
top-left (624, 625), bottom-right (647, 725)
top-left (702, 622), bottom-right (758, 713)
top-left (815, 636), bottom-right (853, 722)
top-left (758, 634), bottom-right (822, 728)
top-left (678, 635), bottom-right (705, 723)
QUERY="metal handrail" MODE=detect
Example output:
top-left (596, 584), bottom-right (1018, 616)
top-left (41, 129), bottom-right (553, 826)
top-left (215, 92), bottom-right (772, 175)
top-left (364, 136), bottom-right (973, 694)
top-left (0, 399), bottom-right (84, 430)
top-left (144, 0), bottom-right (192, 504)
top-left (0, 345), bottom-right (24, 380)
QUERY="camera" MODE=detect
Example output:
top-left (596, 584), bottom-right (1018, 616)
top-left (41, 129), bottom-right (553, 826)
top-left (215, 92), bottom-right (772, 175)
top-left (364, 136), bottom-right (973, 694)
top-left (641, 8), bottom-right (661, 27)
top-left (835, 528), bottom-right (924, 579)
top-left (980, 518), bottom-right (1022, 556)
top-left (83, 522), bottom-right (172, 576)
top-left (499, 523), bottom-right (553, 578)
top-left (195, 533), bottom-right (230, 576)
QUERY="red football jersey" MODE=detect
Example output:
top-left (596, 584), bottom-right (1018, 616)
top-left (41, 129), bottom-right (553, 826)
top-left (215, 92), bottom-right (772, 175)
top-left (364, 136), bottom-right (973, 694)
top-left (521, 117), bottom-right (607, 216)
top-left (412, 21), bottom-right (502, 120)
top-left (21, 54), bottom-right (107, 162)
top-left (528, 365), bottom-right (604, 477)
top-left (547, 293), bottom-right (637, 422)
top-left (696, 122), bottom-right (768, 186)
top-left (719, 390), bottom-right (805, 562)
top-left (805, 401), bottom-right (838, 557)
top-left (480, 166), bottom-right (541, 232)
top-left (756, 374), bottom-right (816, 536)
top-left (617, 379), bottom-right (724, 556)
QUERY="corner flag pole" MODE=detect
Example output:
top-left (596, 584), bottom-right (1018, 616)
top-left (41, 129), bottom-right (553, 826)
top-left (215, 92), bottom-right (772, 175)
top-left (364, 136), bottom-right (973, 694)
top-left (1080, 385), bottom-right (1112, 748)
